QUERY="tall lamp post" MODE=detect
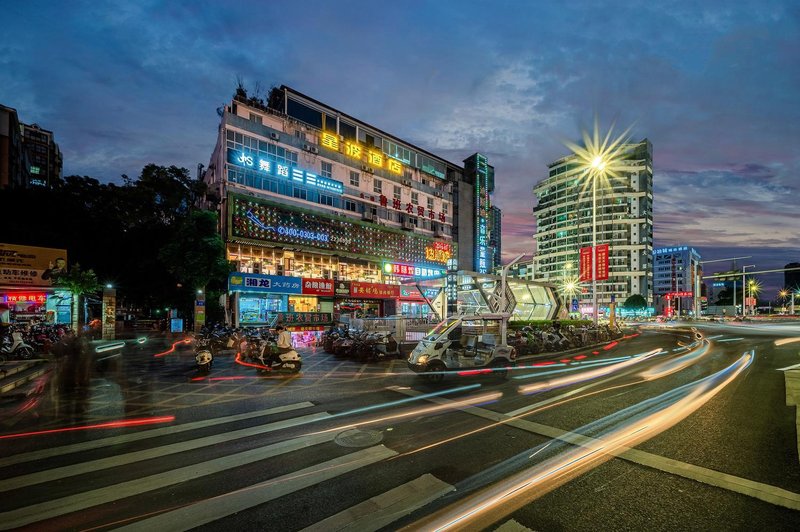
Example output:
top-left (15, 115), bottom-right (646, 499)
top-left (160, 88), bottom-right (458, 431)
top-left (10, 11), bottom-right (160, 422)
top-left (741, 264), bottom-right (755, 316)
top-left (590, 157), bottom-right (605, 326)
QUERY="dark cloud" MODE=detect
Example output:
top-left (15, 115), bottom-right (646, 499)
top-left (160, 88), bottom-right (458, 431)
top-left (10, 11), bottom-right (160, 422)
top-left (1, 0), bottom-right (797, 291)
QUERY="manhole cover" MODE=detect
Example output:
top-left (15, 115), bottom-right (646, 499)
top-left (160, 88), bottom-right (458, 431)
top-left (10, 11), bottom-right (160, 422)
top-left (334, 428), bottom-right (384, 448)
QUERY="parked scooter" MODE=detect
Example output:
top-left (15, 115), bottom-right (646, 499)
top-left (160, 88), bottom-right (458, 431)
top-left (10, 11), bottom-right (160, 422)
top-left (245, 336), bottom-right (302, 373)
top-left (194, 336), bottom-right (214, 373)
top-left (1, 327), bottom-right (35, 360)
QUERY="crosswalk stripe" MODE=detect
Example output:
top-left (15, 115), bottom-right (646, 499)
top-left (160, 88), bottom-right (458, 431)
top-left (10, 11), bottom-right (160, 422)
top-left (0, 401), bottom-right (315, 468)
top-left (494, 519), bottom-right (535, 531)
top-left (0, 430), bottom-right (337, 529)
top-left (390, 387), bottom-right (800, 511)
top-left (116, 444), bottom-right (399, 532)
top-left (301, 473), bottom-right (454, 532)
top-left (0, 411), bottom-right (331, 493)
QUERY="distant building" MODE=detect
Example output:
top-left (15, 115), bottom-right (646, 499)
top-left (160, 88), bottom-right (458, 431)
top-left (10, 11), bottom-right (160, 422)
top-left (0, 104), bottom-right (62, 188)
top-left (785, 262), bottom-right (800, 291)
top-left (653, 246), bottom-right (702, 316)
top-left (22, 123), bottom-right (62, 187)
top-left (507, 255), bottom-right (536, 281)
top-left (533, 139), bottom-right (654, 314)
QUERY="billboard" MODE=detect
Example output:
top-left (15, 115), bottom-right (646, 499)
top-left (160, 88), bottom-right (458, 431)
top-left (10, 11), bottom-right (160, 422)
top-left (596, 244), bottom-right (609, 281)
top-left (579, 246), bottom-right (592, 282)
top-left (0, 243), bottom-right (68, 287)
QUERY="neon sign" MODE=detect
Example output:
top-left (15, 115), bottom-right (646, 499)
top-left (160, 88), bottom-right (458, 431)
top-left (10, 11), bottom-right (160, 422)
top-left (316, 134), bottom-right (404, 175)
top-left (227, 149), bottom-right (343, 194)
top-left (472, 154), bottom-right (490, 273)
top-left (382, 261), bottom-right (445, 278)
top-left (425, 241), bottom-right (452, 263)
top-left (3, 292), bottom-right (47, 303)
top-left (245, 210), bottom-right (330, 243)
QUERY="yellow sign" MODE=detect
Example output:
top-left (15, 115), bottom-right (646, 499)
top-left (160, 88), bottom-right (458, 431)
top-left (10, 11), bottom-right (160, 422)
top-left (387, 159), bottom-right (403, 174)
top-left (321, 132), bottom-right (339, 150)
top-left (0, 243), bottom-right (68, 287)
top-left (368, 151), bottom-right (383, 167)
top-left (345, 142), bottom-right (362, 159)
top-left (230, 275), bottom-right (243, 285)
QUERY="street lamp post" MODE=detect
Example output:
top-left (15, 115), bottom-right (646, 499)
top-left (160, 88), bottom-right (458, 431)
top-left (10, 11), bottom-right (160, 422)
top-left (742, 264), bottom-right (755, 316)
top-left (590, 157), bottom-right (605, 326)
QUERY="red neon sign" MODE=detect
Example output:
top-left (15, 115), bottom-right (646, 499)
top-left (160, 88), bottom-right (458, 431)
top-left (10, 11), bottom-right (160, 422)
top-left (3, 292), bottom-right (47, 303)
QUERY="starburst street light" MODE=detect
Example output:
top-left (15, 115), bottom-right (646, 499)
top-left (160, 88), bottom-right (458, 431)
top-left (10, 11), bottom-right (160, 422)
top-left (565, 119), bottom-right (632, 325)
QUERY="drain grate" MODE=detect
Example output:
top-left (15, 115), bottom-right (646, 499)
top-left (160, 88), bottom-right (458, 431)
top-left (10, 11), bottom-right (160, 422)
top-left (334, 428), bottom-right (384, 448)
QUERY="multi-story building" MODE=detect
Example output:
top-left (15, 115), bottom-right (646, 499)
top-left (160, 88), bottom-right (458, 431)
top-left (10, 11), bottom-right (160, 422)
top-left (0, 105), bottom-right (62, 189)
top-left (507, 255), bottom-right (536, 281)
top-left (203, 85), bottom-right (497, 335)
top-left (0, 105), bottom-right (27, 189)
top-left (533, 139), bottom-right (654, 315)
top-left (653, 246), bottom-right (702, 316)
top-left (22, 123), bottom-right (62, 187)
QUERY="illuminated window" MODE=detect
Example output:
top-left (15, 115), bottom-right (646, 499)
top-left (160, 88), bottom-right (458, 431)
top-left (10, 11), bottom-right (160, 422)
top-left (373, 179), bottom-right (382, 194)
top-left (349, 171), bottom-right (360, 187)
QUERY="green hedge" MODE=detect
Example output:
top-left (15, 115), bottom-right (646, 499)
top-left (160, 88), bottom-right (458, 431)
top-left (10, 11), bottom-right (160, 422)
top-left (508, 319), bottom-right (592, 330)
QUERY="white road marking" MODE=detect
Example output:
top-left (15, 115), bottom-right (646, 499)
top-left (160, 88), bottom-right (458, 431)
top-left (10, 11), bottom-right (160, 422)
top-left (0, 401), bottom-right (316, 468)
top-left (117, 445), bottom-right (399, 532)
top-left (0, 431), bottom-right (338, 529)
top-left (0, 412), bottom-right (331, 492)
top-left (302, 473), bottom-right (454, 532)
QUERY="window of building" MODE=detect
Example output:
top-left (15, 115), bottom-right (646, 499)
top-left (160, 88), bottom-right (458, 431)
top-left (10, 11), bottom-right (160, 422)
top-left (411, 192), bottom-right (419, 205)
top-left (344, 200), bottom-right (358, 212)
top-left (393, 185), bottom-right (401, 200)
top-left (373, 179), bottom-right (382, 194)
top-left (295, 130), bottom-right (306, 141)
top-left (293, 188), bottom-right (307, 200)
top-left (442, 203), bottom-right (448, 214)
top-left (404, 170), bottom-right (413, 182)
top-left (321, 161), bottom-right (332, 178)
top-left (319, 194), bottom-right (334, 206)
top-left (249, 113), bottom-right (262, 124)
top-left (349, 171), bottom-right (360, 187)
top-left (427, 198), bottom-right (434, 210)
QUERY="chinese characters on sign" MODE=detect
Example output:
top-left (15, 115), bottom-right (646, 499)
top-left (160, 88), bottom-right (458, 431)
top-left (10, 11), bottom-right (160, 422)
top-left (350, 282), bottom-right (399, 299)
top-left (473, 154), bottom-right (490, 273)
top-left (2, 292), bottom-right (47, 304)
top-left (320, 132), bottom-right (403, 175)
top-left (579, 246), bottom-right (593, 282)
top-left (275, 312), bottom-right (333, 325)
top-left (228, 273), bottom-right (302, 294)
top-left (595, 244), bottom-right (609, 281)
top-left (383, 261), bottom-right (445, 278)
top-left (301, 278), bottom-right (334, 296)
top-left (227, 148), bottom-right (344, 194)
top-left (579, 245), bottom-right (609, 281)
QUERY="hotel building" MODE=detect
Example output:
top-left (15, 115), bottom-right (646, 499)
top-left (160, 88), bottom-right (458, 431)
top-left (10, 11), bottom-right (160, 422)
top-left (533, 139), bottom-right (654, 314)
top-left (203, 85), bottom-right (501, 333)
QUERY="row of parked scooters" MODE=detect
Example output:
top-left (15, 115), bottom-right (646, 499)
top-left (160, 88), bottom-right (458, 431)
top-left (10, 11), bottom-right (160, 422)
top-left (321, 326), bottom-right (402, 363)
top-left (0, 323), bottom-right (74, 361)
top-left (192, 325), bottom-right (302, 374)
top-left (510, 323), bottom-right (623, 356)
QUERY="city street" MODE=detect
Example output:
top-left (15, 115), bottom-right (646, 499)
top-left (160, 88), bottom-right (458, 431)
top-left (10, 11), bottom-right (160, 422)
top-left (1, 321), bottom-right (799, 530)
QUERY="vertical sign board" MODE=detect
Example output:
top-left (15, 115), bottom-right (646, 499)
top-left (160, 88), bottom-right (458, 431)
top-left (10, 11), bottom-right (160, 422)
top-left (579, 246), bottom-right (593, 282)
top-left (102, 288), bottom-right (116, 340)
top-left (474, 154), bottom-right (490, 274)
top-left (596, 244), bottom-right (610, 281)
top-left (194, 294), bottom-right (206, 333)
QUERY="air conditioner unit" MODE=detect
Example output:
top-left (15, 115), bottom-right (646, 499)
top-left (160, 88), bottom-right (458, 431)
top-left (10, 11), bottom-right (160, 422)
top-left (362, 211), bottom-right (376, 221)
top-left (270, 132), bottom-right (280, 141)
top-left (402, 220), bottom-right (415, 230)
top-left (402, 179), bottom-right (412, 186)
top-left (434, 227), bottom-right (446, 237)
top-left (434, 191), bottom-right (442, 198)
top-left (303, 143), bottom-right (319, 154)
top-left (361, 165), bottom-right (374, 173)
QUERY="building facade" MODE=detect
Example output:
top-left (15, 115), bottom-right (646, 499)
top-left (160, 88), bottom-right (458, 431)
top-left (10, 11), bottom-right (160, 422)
top-left (203, 85), bottom-right (497, 335)
top-left (0, 105), bottom-right (62, 189)
top-left (489, 205), bottom-right (502, 270)
top-left (653, 246), bottom-right (702, 316)
top-left (533, 139), bottom-right (654, 315)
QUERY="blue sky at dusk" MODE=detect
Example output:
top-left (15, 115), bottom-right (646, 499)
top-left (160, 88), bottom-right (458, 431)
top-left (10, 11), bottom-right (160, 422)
top-left (2, 0), bottom-right (798, 296)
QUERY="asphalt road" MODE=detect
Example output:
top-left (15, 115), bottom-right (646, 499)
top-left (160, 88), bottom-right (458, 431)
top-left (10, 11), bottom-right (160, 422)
top-left (0, 320), bottom-right (798, 531)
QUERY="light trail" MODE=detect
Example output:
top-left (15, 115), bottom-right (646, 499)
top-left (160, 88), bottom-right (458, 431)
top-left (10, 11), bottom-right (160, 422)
top-left (518, 349), bottom-right (662, 395)
top-left (775, 337), bottom-right (800, 346)
top-left (512, 355), bottom-right (637, 380)
top-left (153, 338), bottom-right (192, 357)
top-left (406, 351), bottom-right (754, 531)
top-left (306, 392), bottom-right (502, 437)
top-left (94, 341), bottom-right (126, 353)
top-left (0, 416), bottom-right (176, 440)
top-left (333, 384), bottom-right (482, 418)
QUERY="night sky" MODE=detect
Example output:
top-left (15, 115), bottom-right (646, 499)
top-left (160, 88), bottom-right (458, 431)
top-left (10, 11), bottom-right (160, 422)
top-left (3, 1), bottom-right (798, 297)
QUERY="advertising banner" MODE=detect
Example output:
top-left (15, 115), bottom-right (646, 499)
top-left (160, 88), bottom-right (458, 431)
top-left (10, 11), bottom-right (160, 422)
top-left (334, 281), bottom-right (351, 296)
top-left (579, 246), bottom-right (593, 282)
top-left (398, 286), bottom-right (425, 300)
top-left (596, 244), bottom-right (610, 281)
top-left (301, 278), bottom-right (334, 296)
top-left (0, 243), bottom-right (68, 287)
top-left (228, 272), bottom-right (302, 294)
top-left (350, 282), bottom-right (399, 299)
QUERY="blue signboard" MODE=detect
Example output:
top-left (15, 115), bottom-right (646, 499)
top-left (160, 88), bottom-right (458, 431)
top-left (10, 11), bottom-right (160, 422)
top-left (228, 272), bottom-right (302, 294)
top-left (227, 148), bottom-right (343, 194)
top-left (571, 298), bottom-right (579, 312)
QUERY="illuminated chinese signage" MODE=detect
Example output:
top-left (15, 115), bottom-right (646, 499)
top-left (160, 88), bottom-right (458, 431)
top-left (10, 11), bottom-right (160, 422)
top-left (320, 132), bottom-right (403, 175)
top-left (664, 291), bottom-right (693, 299)
top-left (228, 273), bottom-right (302, 294)
top-left (2, 292), bottom-right (47, 304)
top-left (579, 244), bottom-right (609, 281)
top-left (473, 154), bottom-right (490, 273)
top-left (301, 278), bottom-right (334, 296)
top-left (231, 195), bottom-right (455, 266)
top-left (350, 282), bottom-right (399, 299)
top-left (655, 246), bottom-right (688, 255)
top-left (227, 148), bottom-right (343, 194)
top-left (383, 262), bottom-right (445, 278)
top-left (596, 244), bottom-right (609, 281)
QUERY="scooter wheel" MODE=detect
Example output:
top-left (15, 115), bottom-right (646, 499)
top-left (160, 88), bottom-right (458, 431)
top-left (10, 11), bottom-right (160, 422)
top-left (15, 347), bottom-right (34, 360)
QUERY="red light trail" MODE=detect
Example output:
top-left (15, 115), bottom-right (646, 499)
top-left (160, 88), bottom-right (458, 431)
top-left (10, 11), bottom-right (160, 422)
top-left (0, 416), bottom-right (175, 440)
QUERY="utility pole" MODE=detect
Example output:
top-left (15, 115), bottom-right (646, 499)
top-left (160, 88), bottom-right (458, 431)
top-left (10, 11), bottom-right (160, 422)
top-left (697, 256), bottom-right (751, 317)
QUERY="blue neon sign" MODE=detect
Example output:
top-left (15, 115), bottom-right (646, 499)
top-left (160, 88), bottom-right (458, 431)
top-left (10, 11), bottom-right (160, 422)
top-left (227, 148), bottom-right (344, 194)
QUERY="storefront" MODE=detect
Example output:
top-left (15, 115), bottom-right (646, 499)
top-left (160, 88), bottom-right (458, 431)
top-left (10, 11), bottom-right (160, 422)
top-left (0, 243), bottom-right (72, 326)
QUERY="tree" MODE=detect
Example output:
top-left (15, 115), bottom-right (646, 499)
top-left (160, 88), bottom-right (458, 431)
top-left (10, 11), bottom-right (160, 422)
top-left (623, 294), bottom-right (647, 309)
top-left (53, 264), bottom-right (101, 333)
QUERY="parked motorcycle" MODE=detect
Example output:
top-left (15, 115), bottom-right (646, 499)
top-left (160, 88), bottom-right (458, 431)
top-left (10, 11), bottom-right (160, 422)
top-left (1, 327), bottom-right (35, 360)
